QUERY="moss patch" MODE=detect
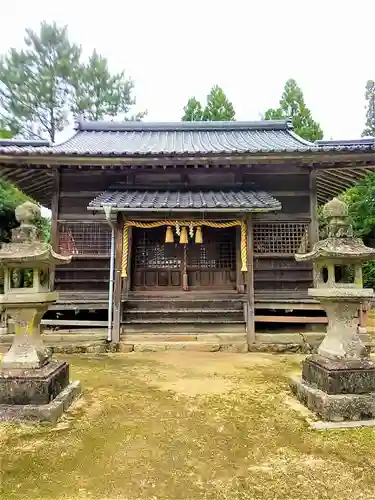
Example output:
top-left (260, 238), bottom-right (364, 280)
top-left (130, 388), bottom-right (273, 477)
top-left (1, 352), bottom-right (375, 499)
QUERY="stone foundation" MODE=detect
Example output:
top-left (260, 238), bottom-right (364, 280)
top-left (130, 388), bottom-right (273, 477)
top-left (289, 354), bottom-right (375, 421)
top-left (0, 360), bottom-right (81, 423)
top-left (0, 380), bottom-right (81, 423)
top-left (290, 375), bottom-right (375, 421)
top-left (302, 355), bottom-right (375, 394)
top-left (0, 360), bottom-right (69, 405)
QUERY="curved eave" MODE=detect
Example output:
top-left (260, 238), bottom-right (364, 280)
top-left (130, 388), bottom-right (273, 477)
top-left (0, 165), bottom-right (53, 208)
top-left (316, 165), bottom-right (375, 204)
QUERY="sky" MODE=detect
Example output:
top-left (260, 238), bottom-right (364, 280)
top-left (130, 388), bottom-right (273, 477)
top-left (0, 0), bottom-right (374, 141)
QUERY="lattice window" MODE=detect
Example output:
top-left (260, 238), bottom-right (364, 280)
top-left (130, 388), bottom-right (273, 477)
top-left (187, 229), bottom-right (235, 269)
top-left (134, 229), bottom-right (181, 269)
top-left (58, 222), bottom-right (111, 256)
top-left (253, 222), bottom-right (310, 254)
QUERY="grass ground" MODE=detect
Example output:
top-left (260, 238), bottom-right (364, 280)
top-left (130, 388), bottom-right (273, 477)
top-left (1, 351), bottom-right (375, 500)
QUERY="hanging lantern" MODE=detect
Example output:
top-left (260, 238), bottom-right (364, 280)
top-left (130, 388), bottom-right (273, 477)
top-left (165, 226), bottom-right (174, 243)
top-left (195, 226), bottom-right (203, 244)
top-left (179, 226), bottom-right (188, 244)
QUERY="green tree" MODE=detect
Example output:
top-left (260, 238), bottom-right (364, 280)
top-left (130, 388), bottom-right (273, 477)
top-left (182, 85), bottom-right (235, 121)
top-left (0, 129), bottom-right (50, 243)
top-left (362, 80), bottom-right (375, 137)
top-left (182, 97), bottom-right (204, 121)
top-left (0, 120), bottom-right (13, 138)
top-left (264, 78), bottom-right (323, 142)
top-left (71, 49), bottom-right (145, 121)
top-left (340, 174), bottom-right (375, 288)
top-left (203, 85), bottom-right (235, 121)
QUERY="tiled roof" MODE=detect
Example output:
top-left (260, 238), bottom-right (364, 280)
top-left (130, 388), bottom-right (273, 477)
top-left (315, 137), bottom-right (375, 147)
top-left (0, 120), bottom-right (318, 156)
top-left (88, 189), bottom-right (281, 212)
top-left (0, 122), bottom-right (373, 158)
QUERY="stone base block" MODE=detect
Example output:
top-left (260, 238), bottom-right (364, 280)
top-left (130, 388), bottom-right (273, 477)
top-left (302, 355), bottom-right (375, 394)
top-left (0, 380), bottom-right (81, 424)
top-left (289, 376), bottom-right (375, 421)
top-left (0, 360), bottom-right (69, 405)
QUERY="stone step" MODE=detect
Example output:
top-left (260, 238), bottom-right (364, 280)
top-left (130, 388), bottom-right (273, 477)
top-left (0, 333), bottom-right (107, 343)
top-left (120, 333), bottom-right (247, 342)
top-left (124, 308), bottom-right (242, 314)
top-left (119, 341), bottom-right (248, 353)
top-left (125, 299), bottom-right (243, 311)
top-left (122, 318), bottom-right (245, 324)
top-left (0, 340), bottom-right (107, 354)
top-left (121, 323), bottom-right (246, 334)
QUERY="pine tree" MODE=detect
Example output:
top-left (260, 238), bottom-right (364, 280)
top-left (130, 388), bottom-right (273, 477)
top-left (71, 49), bottom-right (145, 121)
top-left (0, 22), bottom-right (144, 142)
top-left (0, 22), bottom-right (81, 142)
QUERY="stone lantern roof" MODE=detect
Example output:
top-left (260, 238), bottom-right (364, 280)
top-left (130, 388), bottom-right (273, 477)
top-left (296, 197), bottom-right (375, 262)
top-left (0, 201), bottom-right (71, 266)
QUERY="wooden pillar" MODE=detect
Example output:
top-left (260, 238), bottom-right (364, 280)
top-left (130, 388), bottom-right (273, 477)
top-left (50, 166), bottom-right (60, 251)
top-left (236, 225), bottom-right (245, 293)
top-left (246, 214), bottom-right (255, 345)
top-left (309, 169), bottom-right (319, 246)
top-left (50, 167), bottom-right (60, 288)
top-left (112, 214), bottom-right (124, 343)
top-left (309, 169), bottom-right (319, 286)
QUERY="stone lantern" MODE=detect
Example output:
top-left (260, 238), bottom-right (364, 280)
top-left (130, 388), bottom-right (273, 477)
top-left (290, 198), bottom-right (375, 422)
top-left (0, 201), bottom-right (81, 423)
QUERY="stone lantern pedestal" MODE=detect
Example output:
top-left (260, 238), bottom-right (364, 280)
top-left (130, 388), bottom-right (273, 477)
top-left (0, 202), bottom-right (81, 423)
top-left (289, 198), bottom-right (375, 422)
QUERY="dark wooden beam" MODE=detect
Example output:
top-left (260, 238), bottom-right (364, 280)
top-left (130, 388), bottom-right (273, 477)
top-left (112, 214), bottom-right (124, 343)
top-left (236, 225), bottom-right (244, 293)
top-left (309, 170), bottom-right (319, 246)
top-left (50, 167), bottom-right (60, 288)
top-left (50, 167), bottom-right (60, 252)
top-left (246, 215), bottom-right (255, 345)
top-left (317, 174), bottom-right (349, 191)
top-left (1, 152), bottom-right (373, 167)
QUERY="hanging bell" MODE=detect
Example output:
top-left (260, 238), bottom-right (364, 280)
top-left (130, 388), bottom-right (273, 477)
top-left (179, 226), bottom-right (188, 244)
top-left (165, 226), bottom-right (174, 243)
top-left (195, 226), bottom-right (203, 244)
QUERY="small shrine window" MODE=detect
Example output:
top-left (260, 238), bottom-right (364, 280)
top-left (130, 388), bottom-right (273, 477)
top-left (334, 264), bottom-right (355, 284)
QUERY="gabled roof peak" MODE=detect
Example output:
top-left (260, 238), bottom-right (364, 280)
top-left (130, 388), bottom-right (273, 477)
top-left (75, 119), bottom-right (294, 133)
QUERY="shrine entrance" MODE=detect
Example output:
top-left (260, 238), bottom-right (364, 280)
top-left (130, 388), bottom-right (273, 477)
top-left (131, 226), bottom-right (236, 291)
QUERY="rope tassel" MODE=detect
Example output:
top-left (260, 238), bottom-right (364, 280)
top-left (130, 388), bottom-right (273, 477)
top-left (165, 226), bottom-right (174, 243)
top-left (121, 225), bottom-right (129, 278)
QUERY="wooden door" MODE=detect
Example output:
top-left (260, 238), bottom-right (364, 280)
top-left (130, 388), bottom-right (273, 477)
top-left (132, 227), bottom-right (183, 290)
top-left (187, 227), bottom-right (236, 289)
top-left (132, 226), bottom-right (236, 291)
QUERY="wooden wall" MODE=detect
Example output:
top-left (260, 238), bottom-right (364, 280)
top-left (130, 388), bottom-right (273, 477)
top-left (53, 165), bottom-right (315, 299)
